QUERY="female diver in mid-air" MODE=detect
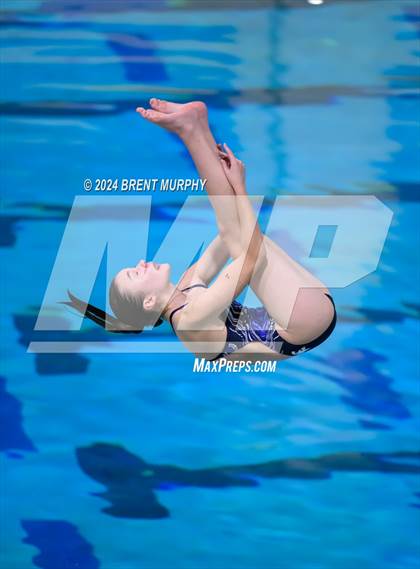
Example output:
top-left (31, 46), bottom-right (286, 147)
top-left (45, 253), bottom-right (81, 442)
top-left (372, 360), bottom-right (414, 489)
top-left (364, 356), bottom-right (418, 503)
top-left (65, 99), bottom-right (336, 362)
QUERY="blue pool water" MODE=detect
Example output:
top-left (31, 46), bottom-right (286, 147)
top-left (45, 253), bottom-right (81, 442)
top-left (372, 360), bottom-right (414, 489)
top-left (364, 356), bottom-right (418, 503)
top-left (1, 1), bottom-right (420, 568)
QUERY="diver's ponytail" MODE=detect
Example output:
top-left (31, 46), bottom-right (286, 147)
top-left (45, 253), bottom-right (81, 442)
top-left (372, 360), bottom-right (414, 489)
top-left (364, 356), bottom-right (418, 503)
top-left (60, 290), bottom-right (163, 334)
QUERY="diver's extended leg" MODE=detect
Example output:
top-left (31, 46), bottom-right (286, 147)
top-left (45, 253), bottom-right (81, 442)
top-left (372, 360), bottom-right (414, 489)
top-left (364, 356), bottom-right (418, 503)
top-left (136, 100), bottom-right (243, 257)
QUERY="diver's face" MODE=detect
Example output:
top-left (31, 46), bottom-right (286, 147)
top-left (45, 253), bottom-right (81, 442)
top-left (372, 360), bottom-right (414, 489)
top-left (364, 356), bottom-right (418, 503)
top-left (115, 259), bottom-right (171, 299)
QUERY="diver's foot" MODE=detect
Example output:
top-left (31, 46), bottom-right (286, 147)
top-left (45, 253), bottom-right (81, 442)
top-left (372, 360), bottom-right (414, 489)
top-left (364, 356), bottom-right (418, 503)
top-left (136, 100), bottom-right (208, 138)
top-left (149, 98), bottom-right (183, 114)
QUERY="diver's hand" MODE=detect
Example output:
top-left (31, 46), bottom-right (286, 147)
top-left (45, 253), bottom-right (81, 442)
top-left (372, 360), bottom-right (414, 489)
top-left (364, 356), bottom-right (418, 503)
top-left (218, 143), bottom-right (246, 195)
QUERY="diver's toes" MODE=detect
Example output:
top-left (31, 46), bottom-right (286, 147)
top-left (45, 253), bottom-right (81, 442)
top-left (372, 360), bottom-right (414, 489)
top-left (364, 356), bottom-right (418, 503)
top-left (136, 106), bottom-right (147, 117)
top-left (150, 98), bottom-right (169, 113)
top-left (147, 109), bottom-right (167, 123)
top-left (136, 105), bottom-right (172, 126)
top-left (147, 110), bottom-right (158, 120)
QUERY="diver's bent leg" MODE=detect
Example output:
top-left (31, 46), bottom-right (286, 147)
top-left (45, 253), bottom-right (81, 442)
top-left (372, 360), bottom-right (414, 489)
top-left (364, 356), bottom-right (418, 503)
top-left (248, 236), bottom-right (334, 344)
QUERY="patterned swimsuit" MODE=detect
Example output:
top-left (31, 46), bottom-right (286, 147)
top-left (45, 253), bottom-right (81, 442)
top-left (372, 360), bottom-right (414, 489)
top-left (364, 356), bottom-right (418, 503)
top-left (169, 284), bottom-right (337, 360)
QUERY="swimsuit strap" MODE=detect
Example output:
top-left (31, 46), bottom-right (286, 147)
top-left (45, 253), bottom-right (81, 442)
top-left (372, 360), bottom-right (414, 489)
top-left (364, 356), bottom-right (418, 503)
top-left (169, 303), bottom-right (188, 330)
top-left (169, 283), bottom-right (207, 329)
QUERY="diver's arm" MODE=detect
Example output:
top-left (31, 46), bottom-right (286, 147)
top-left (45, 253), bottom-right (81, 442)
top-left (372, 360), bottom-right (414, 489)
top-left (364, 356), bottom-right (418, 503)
top-left (206, 195), bottom-right (243, 259)
top-left (191, 144), bottom-right (241, 259)
top-left (177, 234), bottom-right (231, 290)
top-left (194, 234), bottom-right (230, 284)
top-left (219, 143), bottom-right (267, 259)
top-left (183, 228), bottom-right (265, 327)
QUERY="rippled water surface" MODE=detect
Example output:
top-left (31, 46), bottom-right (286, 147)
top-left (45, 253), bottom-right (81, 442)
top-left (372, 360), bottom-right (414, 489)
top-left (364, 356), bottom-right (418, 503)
top-left (1, 1), bottom-right (420, 568)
